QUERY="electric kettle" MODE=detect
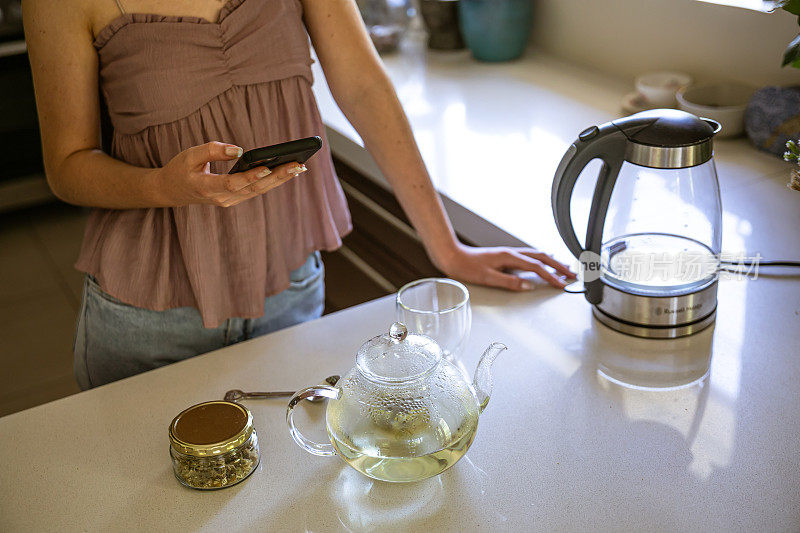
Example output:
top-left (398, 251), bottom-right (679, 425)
top-left (552, 109), bottom-right (722, 339)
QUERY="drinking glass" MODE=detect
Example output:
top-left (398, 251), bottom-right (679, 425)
top-left (395, 278), bottom-right (472, 364)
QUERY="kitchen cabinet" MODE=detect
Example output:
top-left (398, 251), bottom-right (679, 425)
top-left (322, 158), bottom-right (445, 313)
top-left (0, 46), bottom-right (53, 211)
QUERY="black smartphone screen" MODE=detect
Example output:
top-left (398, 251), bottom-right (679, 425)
top-left (229, 136), bottom-right (323, 174)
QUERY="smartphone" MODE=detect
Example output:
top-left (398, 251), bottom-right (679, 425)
top-left (229, 136), bottom-right (323, 174)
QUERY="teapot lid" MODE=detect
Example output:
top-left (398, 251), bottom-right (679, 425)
top-left (356, 323), bottom-right (442, 383)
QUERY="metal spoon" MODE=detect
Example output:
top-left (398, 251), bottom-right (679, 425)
top-left (224, 375), bottom-right (340, 403)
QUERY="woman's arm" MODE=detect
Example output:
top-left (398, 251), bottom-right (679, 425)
top-left (23, 0), bottom-right (304, 209)
top-left (302, 0), bottom-right (574, 289)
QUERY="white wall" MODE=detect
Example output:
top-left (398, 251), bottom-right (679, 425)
top-left (531, 0), bottom-right (800, 87)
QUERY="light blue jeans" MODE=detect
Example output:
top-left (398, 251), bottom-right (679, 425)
top-left (73, 252), bottom-right (324, 390)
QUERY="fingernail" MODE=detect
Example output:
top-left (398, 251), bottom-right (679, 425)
top-left (521, 281), bottom-right (533, 291)
top-left (225, 145), bottom-right (243, 157)
top-left (288, 164), bottom-right (307, 175)
top-left (256, 168), bottom-right (271, 178)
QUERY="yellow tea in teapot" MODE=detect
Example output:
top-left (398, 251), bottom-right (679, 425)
top-left (326, 398), bottom-right (479, 483)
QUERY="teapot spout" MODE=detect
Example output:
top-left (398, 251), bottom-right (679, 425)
top-left (473, 342), bottom-right (508, 413)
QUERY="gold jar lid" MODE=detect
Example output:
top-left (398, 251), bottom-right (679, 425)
top-left (169, 401), bottom-right (254, 457)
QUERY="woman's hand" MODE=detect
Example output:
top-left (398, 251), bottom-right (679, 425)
top-left (434, 243), bottom-right (576, 291)
top-left (157, 141), bottom-right (307, 207)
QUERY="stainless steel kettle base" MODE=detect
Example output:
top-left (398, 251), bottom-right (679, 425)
top-left (592, 306), bottom-right (716, 339)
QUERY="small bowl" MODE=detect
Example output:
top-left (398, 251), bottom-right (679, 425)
top-left (676, 83), bottom-right (755, 138)
top-left (635, 71), bottom-right (693, 108)
top-left (621, 91), bottom-right (655, 116)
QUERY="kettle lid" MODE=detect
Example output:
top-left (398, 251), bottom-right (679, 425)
top-left (613, 109), bottom-right (721, 168)
top-left (614, 109), bottom-right (721, 148)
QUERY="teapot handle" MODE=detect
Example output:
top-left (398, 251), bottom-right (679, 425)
top-left (286, 385), bottom-right (340, 456)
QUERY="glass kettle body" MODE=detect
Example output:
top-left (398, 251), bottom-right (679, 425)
top-left (602, 159), bottom-right (722, 297)
top-left (286, 323), bottom-right (507, 483)
top-left (552, 109), bottom-right (723, 338)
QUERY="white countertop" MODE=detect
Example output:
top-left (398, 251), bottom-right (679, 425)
top-left (1, 280), bottom-right (799, 531)
top-left (2, 39), bottom-right (799, 531)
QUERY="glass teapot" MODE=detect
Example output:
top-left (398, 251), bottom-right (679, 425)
top-left (286, 323), bottom-right (507, 483)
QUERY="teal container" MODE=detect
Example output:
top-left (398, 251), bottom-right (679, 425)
top-left (459, 0), bottom-right (532, 62)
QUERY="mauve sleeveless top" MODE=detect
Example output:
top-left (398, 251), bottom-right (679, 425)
top-left (76, 0), bottom-right (352, 327)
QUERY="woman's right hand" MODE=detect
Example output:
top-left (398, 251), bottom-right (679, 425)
top-left (157, 141), bottom-right (308, 207)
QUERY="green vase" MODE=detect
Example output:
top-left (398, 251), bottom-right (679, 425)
top-left (459, 0), bottom-right (533, 62)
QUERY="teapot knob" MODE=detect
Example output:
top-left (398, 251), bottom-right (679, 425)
top-left (389, 322), bottom-right (408, 341)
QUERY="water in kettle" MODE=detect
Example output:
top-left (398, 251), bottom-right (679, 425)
top-left (601, 233), bottom-right (718, 296)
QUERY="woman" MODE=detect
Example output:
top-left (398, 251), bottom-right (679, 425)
top-left (23, 0), bottom-right (573, 389)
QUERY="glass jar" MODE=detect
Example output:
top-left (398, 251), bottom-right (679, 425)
top-left (356, 0), bottom-right (415, 53)
top-left (169, 401), bottom-right (260, 490)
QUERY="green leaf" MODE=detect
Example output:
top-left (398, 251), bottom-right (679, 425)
top-left (783, 0), bottom-right (800, 15)
top-left (783, 33), bottom-right (800, 66)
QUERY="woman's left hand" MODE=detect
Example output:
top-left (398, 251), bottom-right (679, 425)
top-left (434, 243), bottom-right (576, 291)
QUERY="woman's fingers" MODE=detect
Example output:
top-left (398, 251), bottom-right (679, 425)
top-left (228, 170), bottom-right (299, 204)
top-left (518, 248), bottom-right (576, 278)
top-left (207, 162), bottom-right (308, 207)
top-left (500, 251), bottom-right (567, 289)
top-left (527, 263), bottom-right (567, 289)
top-left (438, 245), bottom-right (574, 293)
top-left (184, 141), bottom-right (243, 169)
top-left (231, 161), bottom-right (307, 193)
top-left (482, 269), bottom-right (532, 292)
top-left (220, 166), bottom-right (274, 193)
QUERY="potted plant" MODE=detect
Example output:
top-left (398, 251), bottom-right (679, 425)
top-left (745, 1), bottom-right (800, 165)
top-left (782, 140), bottom-right (800, 191)
top-left (780, 0), bottom-right (800, 67)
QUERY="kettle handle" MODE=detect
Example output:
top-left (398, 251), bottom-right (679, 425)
top-left (551, 123), bottom-right (628, 304)
top-left (286, 385), bottom-right (340, 456)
